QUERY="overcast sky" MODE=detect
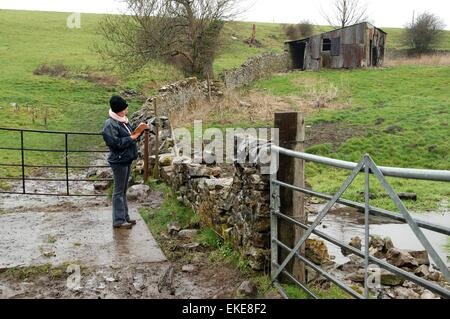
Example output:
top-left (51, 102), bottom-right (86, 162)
top-left (1, 0), bottom-right (449, 29)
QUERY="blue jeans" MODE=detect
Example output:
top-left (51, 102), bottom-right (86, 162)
top-left (111, 164), bottom-right (131, 226)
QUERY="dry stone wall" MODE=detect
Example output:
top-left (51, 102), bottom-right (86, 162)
top-left (154, 137), bottom-right (272, 271)
top-left (128, 52), bottom-right (292, 270)
top-left (130, 107), bottom-right (272, 270)
top-left (221, 52), bottom-right (290, 89)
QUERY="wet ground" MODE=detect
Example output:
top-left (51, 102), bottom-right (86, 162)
top-left (0, 175), bottom-right (246, 299)
top-left (0, 203), bottom-right (166, 269)
top-left (308, 203), bottom-right (450, 266)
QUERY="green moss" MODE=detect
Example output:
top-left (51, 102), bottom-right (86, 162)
top-left (1, 263), bottom-right (79, 280)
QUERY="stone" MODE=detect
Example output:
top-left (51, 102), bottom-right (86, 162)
top-left (338, 260), bottom-right (362, 273)
top-left (369, 235), bottom-right (394, 256)
top-left (236, 281), bottom-right (258, 297)
top-left (96, 168), bottom-right (113, 179)
top-left (210, 167), bottom-right (222, 178)
top-left (421, 290), bottom-right (440, 299)
top-left (341, 236), bottom-right (362, 257)
top-left (204, 178), bottom-right (233, 191)
top-left (94, 181), bottom-right (110, 192)
top-left (414, 265), bottom-right (430, 278)
top-left (188, 164), bottom-right (211, 177)
top-left (379, 269), bottom-right (405, 286)
top-left (305, 239), bottom-right (330, 265)
top-left (346, 268), bottom-right (405, 287)
top-left (127, 184), bottom-right (150, 201)
top-left (408, 250), bottom-right (430, 266)
top-left (369, 247), bottom-right (385, 259)
top-left (386, 248), bottom-right (418, 269)
top-left (181, 265), bottom-right (196, 273)
top-left (246, 248), bottom-right (269, 271)
top-left (167, 222), bottom-right (181, 235)
top-left (97, 283), bottom-right (106, 290)
top-left (394, 287), bottom-right (420, 299)
top-left (249, 174), bottom-right (261, 184)
top-left (377, 291), bottom-right (392, 299)
top-left (104, 276), bottom-right (116, 283)
top-left (159, 154), bottom-right (174, 167)
top-left (369, 235), bottom-right (384, 249)
top-left (178, 229), bottom-right (199, 239)
top-left (427, 271), bottom-right (444, 282)
top-left (347, 270), bottom-right (365, 283)
top-left (172, 156), bottom-right (192, 165)
top-left (133, 274), bottom-right (145, 292)
top-left (384, 237), bottom-right (395, 251)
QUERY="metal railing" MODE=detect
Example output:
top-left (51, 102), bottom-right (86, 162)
top-left (0, 127), bottom-right (112, 197)
top-left (270, 145), bottom-right (450, 299)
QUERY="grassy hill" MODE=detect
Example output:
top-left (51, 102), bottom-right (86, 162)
top-left (249, 65), bottom-right (450, 211)
top-left (0, 9), bottom-right (449, 209)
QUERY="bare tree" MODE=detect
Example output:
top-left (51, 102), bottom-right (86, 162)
top-left (321, 0), bottom-right (368, 29)
top-left (403, 12), bottom-right (446, 54)
top-left (96, 0), bottom-right (241, 78)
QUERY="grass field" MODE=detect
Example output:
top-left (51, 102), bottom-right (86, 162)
top-left (0, 10), bottom-right (183, 180)
top-left (251, 66), bottom-right (450, 211)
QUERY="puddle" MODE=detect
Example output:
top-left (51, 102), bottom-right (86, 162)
top-left (308, 204), bottom-right (450, 266)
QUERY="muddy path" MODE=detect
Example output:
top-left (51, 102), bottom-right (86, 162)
top-left (0, 175), bottom-right (246, 299)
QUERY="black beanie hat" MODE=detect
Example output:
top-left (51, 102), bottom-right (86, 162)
top-left (110, 95), bottom-right (128, 113)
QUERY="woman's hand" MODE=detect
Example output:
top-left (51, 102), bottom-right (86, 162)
top-left (131, 122), bottom-right (150, 140)
top-left (138, 122), bottom-right (150, 130)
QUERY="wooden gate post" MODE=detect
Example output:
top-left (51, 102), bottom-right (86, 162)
top-left (274, 112), bottom-right (306, 284)
top-left (143, 128), bottom-right (150, 183)
top-left (153, 98), bottom-right (160, 180)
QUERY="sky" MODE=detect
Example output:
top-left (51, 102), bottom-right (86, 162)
top-left (0, 0), bottom-right (449, 29)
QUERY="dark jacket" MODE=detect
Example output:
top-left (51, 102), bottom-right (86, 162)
top-left (102, 118), bottom-right (138, 166)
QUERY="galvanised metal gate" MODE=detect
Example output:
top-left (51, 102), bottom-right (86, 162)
top-left (0, 127), bottom-right (111, 197)
top-left (270, 146), bottom-right (450, 299)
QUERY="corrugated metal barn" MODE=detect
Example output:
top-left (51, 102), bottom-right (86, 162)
top-left (285, 22), bottom-right (387, 71)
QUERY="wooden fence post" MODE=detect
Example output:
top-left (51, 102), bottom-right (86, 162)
top-left (153, 98), bottom-right (160, 180)
top-left (274, 112), bottom-right (306, 284)
top-left (143, 129), bottom-right (149, 183)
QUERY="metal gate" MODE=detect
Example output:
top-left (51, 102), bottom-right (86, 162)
top-left (270, 146), bottom-right (450, 299)
top-left (0, 127), bottom-right (111, 197)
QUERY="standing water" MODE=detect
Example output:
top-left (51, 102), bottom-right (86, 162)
top-left (307, 203), bottom-right (450, 267)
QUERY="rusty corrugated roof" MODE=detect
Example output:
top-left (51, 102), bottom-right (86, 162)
top-left (284, 22), bottom-right (387, 44)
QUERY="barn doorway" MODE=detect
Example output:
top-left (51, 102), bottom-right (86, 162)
top-left (372, 46), bottom-right (378, 66)
top-left (289, 41), bottom-right (306, 70)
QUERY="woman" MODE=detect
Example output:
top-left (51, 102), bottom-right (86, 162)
top-left (102, 95), bottom-right (149, 229)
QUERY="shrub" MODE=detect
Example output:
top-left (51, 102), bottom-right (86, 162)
top-left (33, 64), bottom-right (68, 77)
top-left (284, 20), bottom-right (315, 40)
top-left (403, 12), bottom-right (446, 54)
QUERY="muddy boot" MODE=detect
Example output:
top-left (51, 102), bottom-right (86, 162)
top-left (126, 218), bottom-right (137, 225)
top-left (113, 222), bottom-right (133, 229)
